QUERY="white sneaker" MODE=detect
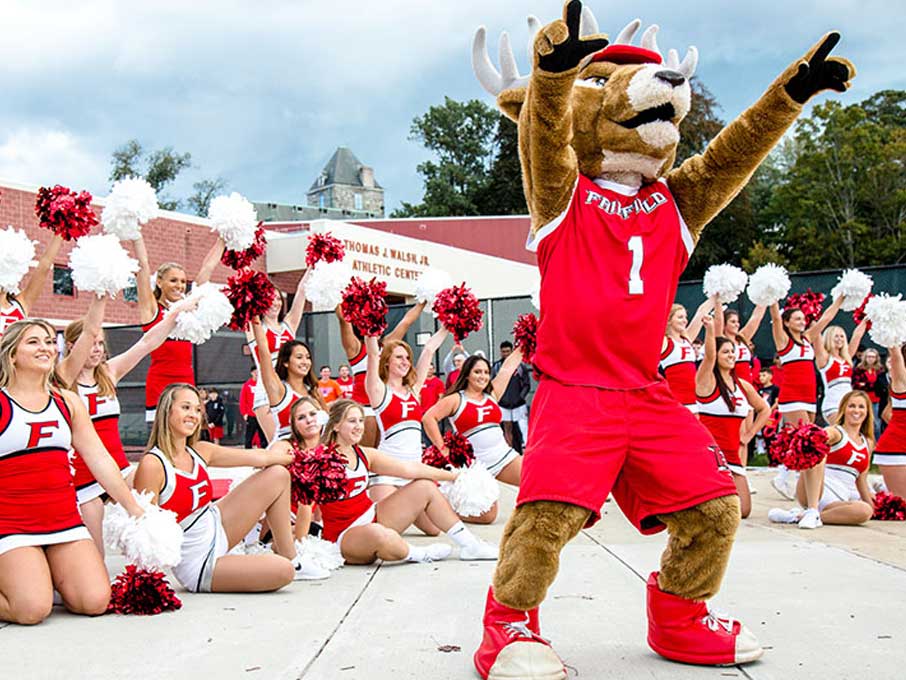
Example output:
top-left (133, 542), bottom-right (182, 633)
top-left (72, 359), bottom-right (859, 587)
top-left (771, 475), bottom-right (795, 500)
top-left (459, 540), bottom-right (499, 561)
top-left (768, 507), bottom-right (803, 524)
top-left (409, 543), bottom-right (453, 563)
top-left (293, 555), bottom-right (331, 580)
top-left (798, 508), bottom-right (823, 530)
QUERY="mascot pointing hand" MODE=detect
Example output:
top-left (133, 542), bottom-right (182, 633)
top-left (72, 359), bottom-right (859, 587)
top-left (471, 2), bottom-right (855, 678)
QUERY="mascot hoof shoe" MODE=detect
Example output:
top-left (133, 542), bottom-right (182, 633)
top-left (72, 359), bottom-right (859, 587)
top-left (474, 588), bottom-right (566, 680)
top-left (646, 572), bottom-right (763, 666)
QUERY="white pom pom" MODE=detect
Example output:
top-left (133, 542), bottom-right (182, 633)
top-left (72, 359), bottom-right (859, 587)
top-left (439, 463), bottom-right (500, 517)
top-left (296, 537), bottom-right (344, 571)
top-left (530, 287), bottom-right (540, 311)
top-left (865, 294), bottom-right (906, 348)
top-left (207, 192), bottom-right (258, 250)
top-left (703, 264), bottom-right (748, 304)
top-left (169, 282), bottom-right (233, 344)
top-left (103, 490), bottom-right (184, 569)
top-left (414, 268), bottom-right (453, 305)
top-left (69, 234), bottom-right (139, 298)
top-left (306, 260), bottom-right (353, 311)
top-left (101, 177), bottom-right (159, 241)
top-left (746, 263), bottom-right (792, 306)
top-left (0, 227), bottom-right (38, 294)
top-left (831, 269), bottom-right (874, 311)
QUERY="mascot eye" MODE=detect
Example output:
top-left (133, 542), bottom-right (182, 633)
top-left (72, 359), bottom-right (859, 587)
top-left (585, 76), bottom-right (608, 88)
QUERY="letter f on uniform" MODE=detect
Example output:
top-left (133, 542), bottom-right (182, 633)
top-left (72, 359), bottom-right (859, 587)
top-left (27, 420), bottom-right (59, 448)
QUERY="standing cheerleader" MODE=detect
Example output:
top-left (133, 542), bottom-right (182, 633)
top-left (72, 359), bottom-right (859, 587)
top-left (336, 301), bottom-right (426, 447)
top-left (54, 295), bottom-right (197, 553)
top-left (0, 320), bottom-right (142, 625)
top-left (815, 320), bottom-right (867, 423)
top-left (875, 344), bottom-right (906, 498)
top-left (722, 304), bottom-right (767, 385)
top-left (0, 234), bottom-right (63, 338)
top-left (132, 235), bottom-right (225, 421)
top-left (251, 318), bottom-right (324, 442)
top-left (422, 352), bottom-right (525, 524)
top-left (133, 383), bottom-right (311, 592)
top-left (769, 390), bottom-right (875, 528)
top-left (696, 317), bottom-right (771, 518)
top-left (660, 298), bottom-right (713, 412)
top-left (246, 275), bottom-right (308, 442)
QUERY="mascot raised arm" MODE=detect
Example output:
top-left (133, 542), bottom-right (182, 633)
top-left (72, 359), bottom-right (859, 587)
top-left (471, 2), bottom-right (854, 678)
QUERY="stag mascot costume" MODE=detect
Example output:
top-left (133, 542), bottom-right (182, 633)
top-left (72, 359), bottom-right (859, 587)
top-left (471, 2), bottom-right (854, 677)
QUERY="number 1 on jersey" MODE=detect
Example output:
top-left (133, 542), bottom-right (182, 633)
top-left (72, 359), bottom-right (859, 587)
top-left (627, 235), bottom-right (644, 295)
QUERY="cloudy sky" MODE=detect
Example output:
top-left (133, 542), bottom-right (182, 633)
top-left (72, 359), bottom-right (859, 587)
top-left (0, 1), bottom-right (902, 215)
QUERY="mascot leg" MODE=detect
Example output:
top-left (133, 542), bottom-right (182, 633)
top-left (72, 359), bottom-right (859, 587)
top-left (474, 500), bottom-right (589, 680)
top-left (646, 495), bottom-right (763, 665)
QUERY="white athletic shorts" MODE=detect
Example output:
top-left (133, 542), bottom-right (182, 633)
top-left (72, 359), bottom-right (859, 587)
top-left (499, 404), bottom-right (528, 421)
top-left (818, 469), bottom-right (861, 511)
top-left (172, 505), bottom-right (229, 593)
top-left (476, 443), bottom-right (520, 478)
top-left (778, 401), bottom-right (817, 415)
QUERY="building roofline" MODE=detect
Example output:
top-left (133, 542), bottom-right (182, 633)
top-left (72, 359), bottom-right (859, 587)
top-left (261, 214), bottom-right (530, 228)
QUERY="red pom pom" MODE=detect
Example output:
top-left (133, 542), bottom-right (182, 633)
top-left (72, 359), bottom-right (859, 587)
top-left (872, 491), bottom-right (906, 521)
top-left (444, 431), bottom-right (475, 468)
top-left (784, 289), bottom-right (826, 327)
top-left (770, 422), bottom-right (829, 471)
top-left (341, 277), bottom-right (388, 337)
top-left (34, 185), bottom-right (98, 241)
top-left (107, 565), bottom-right (182, 615)
top-left (225, 270), bottom-right (276, 331)
top-left (422, 443), bottom-right (450, 469)
top-left (305, 232), bottom-right (345, 268)
top-left (762, 411), bottom-right (784, 464)
top-left (433, 284), bottom-right (484, 343)
top-left (221, 222), bottom-right (266, 270)
top-left (513, 313), bottom-right (538, 363)
top-left (852, 294), bottom-right (874, 330)
top-left (288, 442), bottom-right (349, 506)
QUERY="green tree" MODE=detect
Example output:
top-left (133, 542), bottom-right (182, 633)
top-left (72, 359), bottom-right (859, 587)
top-left (110, 139), bottom-right (192, 211)
top-left (187, 177), bottom-right (228, 217)
top-left (474, 115), bottom-right (527, 215)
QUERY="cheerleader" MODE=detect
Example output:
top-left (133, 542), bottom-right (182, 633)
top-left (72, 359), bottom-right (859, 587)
top-left (422, 351), bottom-right (525, 524)
top-left (54, 294), bottom-right (198, 553)
top-left (0, 320), bottom-right (142, 625)
top-left (133, 383), bottom-right (313, 592)
top-left (270, 399), bottom-right (497, 564)
top-left (769, 390), bottom-right (875, 528)
top-left (132, 235), bottom-right (225, 421)
top-left (246, 275), bottom-right (308, 442)
top-left (815, 319), bottom-right (867, 423)
top-left (875, 344), bottom-right (906, 498)
top-left (335, 301), bottom-right (426, 447)
top-left (722, 304), bottom-right (767, 385)
top-left (251, 318), bottom-right (324, 442)
top-left (0, 234), bottom-right (63, 338)
top-left (660, 298), bottom-right (714, 412)
top-left (696, 317), bottom-right (771, 518)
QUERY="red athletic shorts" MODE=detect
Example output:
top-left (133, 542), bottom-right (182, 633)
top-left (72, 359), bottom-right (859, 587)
top-left (518, 378), bottom-right (737, 534)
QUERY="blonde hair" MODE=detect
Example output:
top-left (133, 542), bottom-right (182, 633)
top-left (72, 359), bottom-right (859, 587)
top-left (822, 325), bottom-right (852, 365)
top-left (665, 304), bottom-right (686, 337)
top-left (320, 399), bottom-right (364, 446)
top-left (63, 319), bottom-right (116, 398)
top-left (378, 340), bottom-right (417, 387)
top-left (0, 319), bottom-right (58, 390)
top-left (858, 347), bottom-right (882, 371)
top-left (832, 390), bottom-right (875, 447)
top-left (154, 262), bottom-right (186, 301)
top-left (145, 383), bottom-right (202, 462)
top-left (289, 395), bottom-right (326, 443)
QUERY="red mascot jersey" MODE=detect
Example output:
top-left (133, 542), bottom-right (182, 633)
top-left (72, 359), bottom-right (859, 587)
top-left (529, 176), bottom-right (694, 388)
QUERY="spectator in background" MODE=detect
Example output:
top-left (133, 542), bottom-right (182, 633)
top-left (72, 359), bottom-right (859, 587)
top-left (692, 338), bottom-right (704, 364)
top-left (198, 387), bottom-right (211, 442)
top-left (336, 364), bottom-right (354, 401)
top-left (317, 366), bottom-right (343, 404)
top-left (222, 387), bottom-right (238, 440)
top-left (443, 344), bottom-right (469, 389)
top-left (241, 367), bottom-right (265, 449)
top-left (492, 341), bottom-right (531, 453)
top-left (853, 348), bottom-right (885, 439)
top-left (757, 367), bottom-right (780, 407)
top-left (420, 362), bottom-right (446, 412)
top-left (206, 387), bottom-right (226, 444)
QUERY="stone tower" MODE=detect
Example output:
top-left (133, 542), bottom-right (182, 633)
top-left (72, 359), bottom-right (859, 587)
top-left (306, 147), bottom-right (384, 217)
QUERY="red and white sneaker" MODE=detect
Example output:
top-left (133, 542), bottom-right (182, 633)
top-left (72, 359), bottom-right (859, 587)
top-left (474, 588), bottom-right (566, 680)
top-left (646, 572), bottom-right (763, 666)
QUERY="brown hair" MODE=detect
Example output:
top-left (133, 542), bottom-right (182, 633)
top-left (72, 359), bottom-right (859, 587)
top-left (320, 399), bottom-right (365, 446)
top-left (781, 307), bottom-right (805, 345)
top-left (62, 318), bottom-right (116, 398)
top-left (445, 355), bottom-right (493, 397)
top-left (712, 336), bottom-right (739, 412)
top-left (145, 383), bottom-right (203, 462)
top-left (0, 319), bottom-right (58, 390)
top-left (832, 390), bottom-right (875, 446)
top-left (288, 395), bottom-right (325, 443)
top-left (378, 340), bottom-right (417, 387)
top-left (274, 340), bottom-right (324, 407)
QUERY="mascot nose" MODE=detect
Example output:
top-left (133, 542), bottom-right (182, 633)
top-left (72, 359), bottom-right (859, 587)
top-left (655, 70), bottom-right (686, 87)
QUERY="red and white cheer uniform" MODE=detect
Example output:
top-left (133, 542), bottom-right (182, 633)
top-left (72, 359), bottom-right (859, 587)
top-left (348, 344), bottom-right (373, 416)
top-left (733, 342), bottom-right (754, 385)
top-left (697, 381), bottom-right (752, 476)
top-left (522, 176), bottom-right (735, 532)
top-left (0, 389), bottom-right (90, 556)
top-left (249, 322), bottom-right (295, 411)
top-left (70, 383), bottom-right (131, 504)
top-left (143, 303), bottom-right (194, 421)
top-left (818, 356), bottom-right (853, 421)
top-left (270, 382), bottom-right (307, 442)
top-left (0, 300), bottom-right (26, 339)
top-left (320, 445), bottom-right (375, 545)
top-left (874, 388), bottom-right (906, 466)
top-left (820, 426), bottom-right (870, 509)
top-left (371, 387), bottom-right (423, 487)
top-left (659, 337), bottom-right (698, 412)
top-left (450, 392), bottom-right (519, 476)
top-left (146, 446), bottom-right (226, 592)
top-left (776, 336), bottom-right (816, 414)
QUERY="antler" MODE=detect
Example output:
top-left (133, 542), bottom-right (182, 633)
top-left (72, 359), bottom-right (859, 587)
top-left (472, 26), bottom-right (530, 96)
top-left (666, 46), bottom-right (698, 78)
top-left (579, 5), bottom-right (599, 37)
top-left (613, 18), bottom-right (642, 45)
top-left (640, 25), bottom-right (661, 57)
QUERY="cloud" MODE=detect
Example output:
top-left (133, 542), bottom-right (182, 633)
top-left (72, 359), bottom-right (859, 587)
top-left (0, 127), bottom-right (108, 192)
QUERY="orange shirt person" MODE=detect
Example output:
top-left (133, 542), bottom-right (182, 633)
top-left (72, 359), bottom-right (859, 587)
top-left (317, 366), bottom-right (343, 404)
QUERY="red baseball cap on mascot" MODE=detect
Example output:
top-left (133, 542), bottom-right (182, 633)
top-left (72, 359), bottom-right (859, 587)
top-left (590, 44), bottom-right (662, 65)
